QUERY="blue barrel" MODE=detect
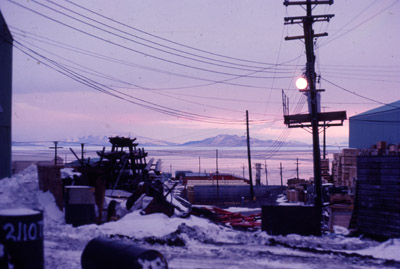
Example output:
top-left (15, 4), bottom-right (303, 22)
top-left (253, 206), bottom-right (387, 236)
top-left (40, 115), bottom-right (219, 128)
top-left (0, 208), bottom-right (44, 269)
top-left (81, 237), bottom-right (168, 269)
top-left (0, 242), bottom-right (8, 269)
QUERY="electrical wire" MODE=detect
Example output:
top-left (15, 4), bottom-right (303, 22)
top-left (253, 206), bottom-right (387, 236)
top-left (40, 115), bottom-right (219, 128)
top-left (63, 0), bottom-right (289, 67)
top-left (318, 0), bottom-right (399, 48)
top-left (10, 26), bottom-right (301, 90)
top-left (43, 0), bottom-right (295, 72)
top-left (323, 74), bottom-right (400, 84)
top-left (13, 35), bottom-right (293, 119)
top-left (322, 78), bottom-right (400, 108)
top-left (316, 0), bottom-right (378, 48)
top-left (13, 40), bottom-right (281, 125)
top-left (10, 0), bottom-right (293, 79)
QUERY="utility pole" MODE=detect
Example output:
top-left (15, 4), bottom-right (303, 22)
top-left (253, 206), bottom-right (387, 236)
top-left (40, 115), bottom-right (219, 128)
top-left (50, 141), bottom-right (63, 166)
top-left (198, 156), bottom-right (201, 173)
top-left (255, 163), bottom-right (262, 186)
top-left (279, 162), bottom-right (284, 186)
top-left (81, 143), bottom-right (85, 163)
top-left (216, 149), bottom-right (219, 202)
top-left (323, 122), bottom-right (327, 159)
top-left (241, 164), bottom-right (245, 179)
top-left (296, 157), bottom-right (300, 179)
top-left (322, 106), bottom-right (329, 159)
top-left (246, 110), bottom-right (255, 201)
top-left (284, 0), bottom-right (336, 223)
top-left (264, 160), bottom-right (268, 186)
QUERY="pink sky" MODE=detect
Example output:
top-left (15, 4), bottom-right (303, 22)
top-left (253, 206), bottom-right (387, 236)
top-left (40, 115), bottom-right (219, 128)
top-left (1, 0), bottom-right (399, 144)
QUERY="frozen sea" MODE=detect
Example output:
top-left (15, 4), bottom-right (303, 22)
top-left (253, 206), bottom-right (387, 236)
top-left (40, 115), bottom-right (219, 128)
top-left (1, 166), bottom-right (400, 268)
top-left (12, 143), bottom-right (341, 184)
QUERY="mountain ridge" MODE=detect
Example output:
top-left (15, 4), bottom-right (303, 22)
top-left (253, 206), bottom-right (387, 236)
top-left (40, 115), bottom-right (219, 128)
top-left (181, 134), bottom-right (310, 147)
top-left (14, 134), bottom-right (317, 147)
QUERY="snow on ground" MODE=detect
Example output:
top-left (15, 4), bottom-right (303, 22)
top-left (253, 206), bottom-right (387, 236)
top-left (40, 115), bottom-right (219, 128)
top-left (1, 166), bottom-right (400, 268)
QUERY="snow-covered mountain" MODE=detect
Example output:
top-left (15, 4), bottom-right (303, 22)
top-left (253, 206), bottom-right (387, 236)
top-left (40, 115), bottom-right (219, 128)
top-left (41, 134), bottom-right (310, 147)
top-left (14, 134), bottom-right (310, 148)
top-left (182, 134), bottom-right (309, 147)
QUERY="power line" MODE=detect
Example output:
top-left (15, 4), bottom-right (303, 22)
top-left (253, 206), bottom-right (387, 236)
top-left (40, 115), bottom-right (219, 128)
top-left (317, 0), bottom-right (378, 47)
top-left (141, 91), bottom-right (378, 105)
top-left (44, 0), bottom-right (296, 72)
top-left (318, 0), bottom-right (399, 47)
top-left (323, 74), bottom-right (400, 83)
top-left (63, 0), bottom-right (289, 67)
top-left (11, 27), bottom-right (302, 90)
top-left (35, 0), bottom-right (285, 74)
top-left (12, 35), bottom-right (296, 119)
top-left (12, 41), bottom-right (237, 123)
top-left (13, 0), bottom-right (293, 79)
top-left (322, 78), bottom-right (400, 108)
top-left (13, 40), bottom-right (277, 125)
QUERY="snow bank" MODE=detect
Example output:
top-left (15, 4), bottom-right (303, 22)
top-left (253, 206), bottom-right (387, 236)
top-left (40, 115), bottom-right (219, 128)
top-left (352, 238), bottom-right (400, 262)
top-left (0, 165), bottom-right (41, 210)
top-left (2, 166), bottom-right (400, 268)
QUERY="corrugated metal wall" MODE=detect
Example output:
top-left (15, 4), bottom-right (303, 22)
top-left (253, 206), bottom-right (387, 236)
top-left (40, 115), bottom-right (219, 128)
top-left (0, 12), bottom-right (13, 179)
top-left (349, 105), bottom-right (400, 149)
top-left (193, 185), bottom-right (286, 206)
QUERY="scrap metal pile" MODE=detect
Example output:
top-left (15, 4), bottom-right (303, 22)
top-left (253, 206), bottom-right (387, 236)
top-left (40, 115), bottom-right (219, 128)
top-left (63, 136), bottom-right (262, 230)
top-left (67, 136), bottom-right (184, 222)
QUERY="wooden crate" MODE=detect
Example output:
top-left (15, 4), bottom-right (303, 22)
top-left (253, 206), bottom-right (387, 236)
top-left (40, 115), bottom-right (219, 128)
top-left (329, 204), bottom-right (353, 232)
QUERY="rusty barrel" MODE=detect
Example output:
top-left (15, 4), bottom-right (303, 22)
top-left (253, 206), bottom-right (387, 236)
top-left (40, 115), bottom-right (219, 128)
top-left (81, 237), bottom-right (168, 269)
top-left (0, 208), bottom-right (44, 269)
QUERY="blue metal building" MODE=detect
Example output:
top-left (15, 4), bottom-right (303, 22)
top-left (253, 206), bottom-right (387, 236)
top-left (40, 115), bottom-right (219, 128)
top-left (0, 12), bottom-right (13, 179)
top-left (349, 101), bottom-right (400, 149)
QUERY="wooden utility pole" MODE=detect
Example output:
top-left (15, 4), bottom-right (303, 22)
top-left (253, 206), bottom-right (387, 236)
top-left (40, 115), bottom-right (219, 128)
top-left (264, 160), bottom-right (268, 186)
top-left (279, 162), bottom-right (283, 186)
top-left (296, 158), bottom-right (300, 179)
top-left (81, 143), bottom-right (85, 162)
top-left (198, 156), bottom-right (201, 173)
top-left (246, 110), bottom-right (254, 200)
top-left (50, 141), bottom-right (63, 166)
top-left (284, 0), bottom-right (337, 223)
top-left (216, 149), bottom-right (219, 201)
top-left (323, 122), bottom-right (327, 159)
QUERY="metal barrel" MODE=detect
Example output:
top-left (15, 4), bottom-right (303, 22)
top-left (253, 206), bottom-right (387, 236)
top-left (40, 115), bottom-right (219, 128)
top-left (81, 237), bottom-right (168, 269)
top-left (64, 186), bottom-right (96, 226)
top-left (0, 242), bottom-right (8, 269)
top-left (0, 208), bottom-right (44, 269)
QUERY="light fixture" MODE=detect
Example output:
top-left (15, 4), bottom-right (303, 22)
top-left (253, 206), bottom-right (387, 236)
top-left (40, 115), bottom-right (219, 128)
top-left (296, 77), bottom-right (308, 90)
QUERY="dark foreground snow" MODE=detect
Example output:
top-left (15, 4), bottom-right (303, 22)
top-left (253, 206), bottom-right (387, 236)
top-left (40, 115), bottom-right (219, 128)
top-left (1, 166), bottom-right (400, 269)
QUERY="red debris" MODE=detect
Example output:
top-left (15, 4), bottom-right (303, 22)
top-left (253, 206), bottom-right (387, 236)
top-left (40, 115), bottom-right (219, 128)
top-left (192, 206), bottom-right (261, 229)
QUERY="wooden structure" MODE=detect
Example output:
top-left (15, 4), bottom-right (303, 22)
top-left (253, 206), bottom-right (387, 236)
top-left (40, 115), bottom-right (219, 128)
top-left (331, 148), bottom-right (358, 189)
top-left (95, 136), bottom-right (161, 191)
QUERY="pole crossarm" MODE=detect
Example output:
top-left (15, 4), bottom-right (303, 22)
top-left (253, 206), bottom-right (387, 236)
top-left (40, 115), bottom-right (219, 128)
top-left (285, 33), bottom-right (328, 41)
top-left (284, 0), bottom-right (334, 6)
top-left (284, 14), bottom-right (334, 24)
top-left (284, 111), bottom-right (347, 128)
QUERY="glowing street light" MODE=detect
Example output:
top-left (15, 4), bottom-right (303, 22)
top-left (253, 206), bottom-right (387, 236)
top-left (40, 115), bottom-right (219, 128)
top-left (296, 77), bottom-right (308, 90)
